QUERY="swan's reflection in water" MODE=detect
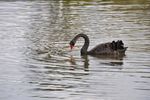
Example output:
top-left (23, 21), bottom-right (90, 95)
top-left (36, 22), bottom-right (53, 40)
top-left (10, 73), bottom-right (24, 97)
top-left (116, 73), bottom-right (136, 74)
top-left (92, 55), bottom-right (125, 68)
top-left (68, 55), bottom-right (89, 71)
top-left (81, 55), bottom-right (89, 71)
top-left (68, 54), bottom-right (125, 71)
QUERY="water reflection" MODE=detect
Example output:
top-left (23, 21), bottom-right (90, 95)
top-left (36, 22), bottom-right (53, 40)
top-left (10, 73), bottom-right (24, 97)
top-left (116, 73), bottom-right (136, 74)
top-left (81, 55), bottom-right (89, 71)
top-left (68, 55), bottom-right (89, 71)
top-left (67, 54), bottom-right (125, 72)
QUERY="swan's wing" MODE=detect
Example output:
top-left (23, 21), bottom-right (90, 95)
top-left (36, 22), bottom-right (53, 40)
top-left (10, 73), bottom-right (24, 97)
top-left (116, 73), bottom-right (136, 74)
top-left (89, 42), bottom-right (113, 54)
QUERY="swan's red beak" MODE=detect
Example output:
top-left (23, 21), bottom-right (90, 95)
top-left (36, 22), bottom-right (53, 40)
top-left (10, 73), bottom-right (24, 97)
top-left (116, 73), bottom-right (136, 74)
top-left (70, 45), bottom-right (74, 50)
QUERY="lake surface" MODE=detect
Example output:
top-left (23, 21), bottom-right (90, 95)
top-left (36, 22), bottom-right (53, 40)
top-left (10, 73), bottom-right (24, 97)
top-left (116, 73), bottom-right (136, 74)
top-left (0, 0), bottom-right (150, 100)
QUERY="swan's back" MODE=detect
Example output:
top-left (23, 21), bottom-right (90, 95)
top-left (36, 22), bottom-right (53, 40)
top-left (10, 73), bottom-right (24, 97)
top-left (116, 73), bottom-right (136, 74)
top-left (88, 42), bottom-right (113, 55)
top-left (88, 42), bottom-right (127, 55)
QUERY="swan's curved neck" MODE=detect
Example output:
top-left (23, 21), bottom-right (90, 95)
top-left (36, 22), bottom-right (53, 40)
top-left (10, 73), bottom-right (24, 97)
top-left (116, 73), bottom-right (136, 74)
top-left (73, 34), bottom-right (89, 55)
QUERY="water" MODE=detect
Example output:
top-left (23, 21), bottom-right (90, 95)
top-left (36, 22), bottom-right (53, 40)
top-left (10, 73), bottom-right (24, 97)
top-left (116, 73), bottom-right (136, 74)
top-left (0, 0), bottom-right (150, 100)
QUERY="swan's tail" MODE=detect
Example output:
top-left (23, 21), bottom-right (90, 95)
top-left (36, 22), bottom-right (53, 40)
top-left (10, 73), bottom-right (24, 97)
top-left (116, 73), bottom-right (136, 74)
top-left (118, 47), bottom-right (128, 54)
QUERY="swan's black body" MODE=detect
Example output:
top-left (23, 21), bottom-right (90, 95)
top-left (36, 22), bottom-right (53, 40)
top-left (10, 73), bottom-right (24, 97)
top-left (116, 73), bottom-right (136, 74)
top-left (69, 34), bottom-right (127, 55)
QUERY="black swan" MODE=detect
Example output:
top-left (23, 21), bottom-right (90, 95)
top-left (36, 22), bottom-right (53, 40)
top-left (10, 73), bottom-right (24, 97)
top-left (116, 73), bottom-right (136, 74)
top-left (69, 34), bottom-right (127, 55)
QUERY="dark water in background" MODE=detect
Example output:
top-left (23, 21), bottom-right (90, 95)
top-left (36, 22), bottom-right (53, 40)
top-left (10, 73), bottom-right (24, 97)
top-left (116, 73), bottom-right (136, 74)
top-left (0, 0), bottom-right (150, 100)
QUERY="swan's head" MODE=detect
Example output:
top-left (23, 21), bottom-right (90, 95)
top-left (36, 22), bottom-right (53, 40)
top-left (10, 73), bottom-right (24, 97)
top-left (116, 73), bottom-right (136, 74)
top-left (69, 40), bottom-right (75, 49)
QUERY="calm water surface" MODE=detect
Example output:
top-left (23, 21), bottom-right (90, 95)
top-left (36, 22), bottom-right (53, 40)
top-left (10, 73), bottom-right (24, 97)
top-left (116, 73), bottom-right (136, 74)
top-left (0, 0), bottom-right (150, 100)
